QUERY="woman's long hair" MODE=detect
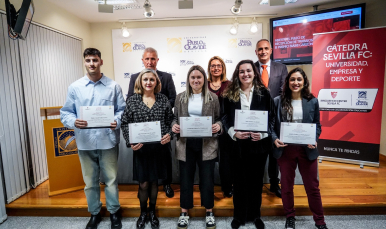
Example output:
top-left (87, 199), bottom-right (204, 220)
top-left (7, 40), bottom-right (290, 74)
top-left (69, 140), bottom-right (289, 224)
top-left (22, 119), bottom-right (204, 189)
top-left (281, 67), bottom-right (314, 121)
top-left (180, 65), bottom-right (213, 104)
top-left (223, 59), bottom-right (266, 102)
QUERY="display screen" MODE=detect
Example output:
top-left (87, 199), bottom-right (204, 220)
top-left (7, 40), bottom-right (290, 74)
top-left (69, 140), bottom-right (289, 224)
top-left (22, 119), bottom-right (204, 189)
top-left (270, 3), bottom-right (365, 65)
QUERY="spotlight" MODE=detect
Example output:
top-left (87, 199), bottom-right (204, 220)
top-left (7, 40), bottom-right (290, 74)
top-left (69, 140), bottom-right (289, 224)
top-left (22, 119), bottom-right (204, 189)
top-left (229, 18), bottom-right (239, 35)
top-left (250, 17), bottom-right (258, 34)
top-left (230, 0), bottom-right (242, 15)
top-left (143, 0), bottom-right (154, 18)
top-left (121, 22), bottom-right (130, 37)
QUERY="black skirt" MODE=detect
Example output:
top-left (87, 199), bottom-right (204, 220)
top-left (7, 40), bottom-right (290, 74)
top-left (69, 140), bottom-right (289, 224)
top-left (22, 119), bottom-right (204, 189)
top-left (133, 142), bottom-right (168, 183)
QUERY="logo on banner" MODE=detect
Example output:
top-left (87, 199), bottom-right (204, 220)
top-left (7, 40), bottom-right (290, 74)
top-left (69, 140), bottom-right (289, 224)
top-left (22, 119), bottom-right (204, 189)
top-left (167, 38), bottom-right (182, 53)
top-left (180, 60), bottom-right (195, 66)
top-left (183, 36), bottom-right (207, 52)
top-left (228, 39), bottom-right (237, 48)
top-left (358, 91), bottom-right (367, 99)
top-left (238, 39), bottom-right (252, 47)
top-left (181, 82), bottom-right (186, 87)
top-left (331, 92), bottom-right (338, 98)
top-left (124, 73), bottom-right (132, 79)
top-left (123, 43), bottom-right (132, 52)
top-left (225, 59), bottom-right (233, 63)
top-left (356, 91), bottom-right (368, 106)
top-left (133, 43), bottom-right (146, 51)
top-left (53, 127), bottom-right (78, 157)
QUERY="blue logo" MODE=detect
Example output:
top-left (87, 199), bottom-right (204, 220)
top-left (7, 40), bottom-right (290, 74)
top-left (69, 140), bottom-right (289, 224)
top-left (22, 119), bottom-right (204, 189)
top-left (238, 39), bottom-right (252, 47)
top-left (225, 59), bottom-right (233, 63)
top-left (358, 91), bottom-right (367, 99)
top-left (133, 44), bottom-right (146, 51)
top-left (180, 60), bottom-right (195, 66)
top-left (181, 82), bottom-right (186, 87)
top-left (184, 39), bottom-right (207, 51)
top-left (124, 73), bottom-right (131, 79)
top-left (53, 127), bottom-right (78, 157)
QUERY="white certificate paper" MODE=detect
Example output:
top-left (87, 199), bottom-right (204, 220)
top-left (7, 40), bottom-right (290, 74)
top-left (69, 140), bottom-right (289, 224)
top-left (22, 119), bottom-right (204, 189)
top-left (280, 122), bottom-right (316, 145)
top-left (180, 116), bottom-right (212, 137)
top-left (129, 121), bottom-right (162, 144)
top-left (234, 109), bottom-right (268, 132)
top-left (80, 106), bottom-right (114, 128)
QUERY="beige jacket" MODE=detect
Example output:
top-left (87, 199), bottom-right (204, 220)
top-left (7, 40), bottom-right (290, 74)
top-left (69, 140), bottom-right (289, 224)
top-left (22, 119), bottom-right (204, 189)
top-left (172, 91), bottom-right (223, 162)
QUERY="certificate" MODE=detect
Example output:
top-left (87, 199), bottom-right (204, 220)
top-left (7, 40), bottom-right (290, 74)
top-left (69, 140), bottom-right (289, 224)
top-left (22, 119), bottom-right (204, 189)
top-left (280, 122), bottom-right (316, 145)
top-left (129, 121), bottom-right (162, 144)
top-left (180, 116), bottom-right (212, 137)
top-left (234, 109), bottom-right (268, 132)
top-left (80, 106), bottom-right (114, 128)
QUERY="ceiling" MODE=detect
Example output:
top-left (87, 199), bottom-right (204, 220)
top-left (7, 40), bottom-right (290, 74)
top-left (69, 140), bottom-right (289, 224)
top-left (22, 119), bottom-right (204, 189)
top-left (47, 0), bottom-right (349, 23)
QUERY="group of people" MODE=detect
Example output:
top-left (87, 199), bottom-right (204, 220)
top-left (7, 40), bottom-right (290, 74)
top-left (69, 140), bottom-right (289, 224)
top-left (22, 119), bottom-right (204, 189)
top-left (60, 39), bottom-right (328, 229)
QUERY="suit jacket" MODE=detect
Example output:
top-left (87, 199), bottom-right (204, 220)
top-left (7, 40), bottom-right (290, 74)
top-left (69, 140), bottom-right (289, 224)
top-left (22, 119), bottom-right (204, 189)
top-left (254, 61), bottom-right (288, 99)
top-left (271, 96), bottom-right (322, 160)
top-left (127, 70), bottom-right (177, 107)
top-left (222, 88), bottom-right (275, 155)
top-left (172, 91), bottom-right (222, 162)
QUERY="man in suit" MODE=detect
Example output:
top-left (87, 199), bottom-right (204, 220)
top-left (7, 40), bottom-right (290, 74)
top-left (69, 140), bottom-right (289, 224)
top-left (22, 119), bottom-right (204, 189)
top-left (254, 39), bottom-right (288, 198)
top-left (127, 47), bottom-right (177, 198)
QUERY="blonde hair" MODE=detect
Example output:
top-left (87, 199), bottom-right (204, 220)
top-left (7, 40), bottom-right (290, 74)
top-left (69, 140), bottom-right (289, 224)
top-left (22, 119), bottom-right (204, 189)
top-left (134, 69), bottom-right (162, 94)
top-left (207, 56), bottom-right (227, 82)
top-left (181, 65), bottom-right (213, 104)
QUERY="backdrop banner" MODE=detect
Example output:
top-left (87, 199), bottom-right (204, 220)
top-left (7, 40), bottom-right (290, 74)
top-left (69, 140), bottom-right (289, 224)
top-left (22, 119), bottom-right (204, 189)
top-left (112, 24), bottom-right (262, 98)
top-left (311, 27), bottom-right (386, 166)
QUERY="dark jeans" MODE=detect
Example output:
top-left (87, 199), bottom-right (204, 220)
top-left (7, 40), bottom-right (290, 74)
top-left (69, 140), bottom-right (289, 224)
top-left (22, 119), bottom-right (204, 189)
top-left (163, 142), bottom-right (173, 185)
top-left (277, 145), bottom-right (325, 226)
top-left (232, 139), bottom-right (268, 222)
top-left (219, 133), bottom-right (233, 192)
top-left (179, 138), bottom-right (215, 209)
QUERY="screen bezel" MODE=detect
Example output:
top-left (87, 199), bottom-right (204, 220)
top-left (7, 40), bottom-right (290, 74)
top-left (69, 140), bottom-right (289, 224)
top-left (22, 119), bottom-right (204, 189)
top-left (270, 3), bottom-right (366, 65)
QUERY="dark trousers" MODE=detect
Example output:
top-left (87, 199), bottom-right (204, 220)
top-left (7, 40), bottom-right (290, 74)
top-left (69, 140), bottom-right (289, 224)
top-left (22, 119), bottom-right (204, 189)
top-left (232, 139), bottom-right (268, 222)
top-left (268, 150), bottom-right (280, 185)
top-left (277, 145), bottom-right (325, 226)
top-left (163, 142), bottom-right (172, 185)
top-left (179, 138), bottom-right (215, 209)
top-left (219, 133), bottom-right (233, 192)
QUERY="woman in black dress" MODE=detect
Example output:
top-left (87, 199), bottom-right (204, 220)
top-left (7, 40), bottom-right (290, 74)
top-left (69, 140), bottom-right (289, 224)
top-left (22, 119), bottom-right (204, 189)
top-left (222, 60), bottom-right (275, 229)
top-left (121, 68), bottom-right (174, 229)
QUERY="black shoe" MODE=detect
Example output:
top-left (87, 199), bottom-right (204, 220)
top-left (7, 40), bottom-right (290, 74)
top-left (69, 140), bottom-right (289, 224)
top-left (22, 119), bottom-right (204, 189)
top-left (163, 184), bottom-right (174, 198)
top-left (231, 219), bottom-right (244, 229)
top-left (270, 183), bottom-right (282, 198)
top-left (136, 212), bottom-right (147, 229)
top-left (315, 224), bottom-right (329, 229)
top-left (206, 212), bottom-right (216, 229)
top-left (253, 218), bottom-right (265, 229)
top-left (110, 211), bottom-right (122, 229)
top-left (285, 216), bottom-right (296, 229)
top-left (223, 189), bottom-right (233, 198)
top-left (149, 210), bottom-right (160, 229)
top-left (86, 213), bottom-right (102, 229)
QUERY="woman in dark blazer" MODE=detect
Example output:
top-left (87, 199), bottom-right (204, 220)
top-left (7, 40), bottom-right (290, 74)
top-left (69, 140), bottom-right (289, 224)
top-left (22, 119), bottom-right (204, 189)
top-left (222, 60), bottom-right (275, 229)
top-left (272, 67), bottom-right (328, 229)
top-left (121, 68), bottom-right (174, 229)
top-left (172, 65), bottom-right (222, 229)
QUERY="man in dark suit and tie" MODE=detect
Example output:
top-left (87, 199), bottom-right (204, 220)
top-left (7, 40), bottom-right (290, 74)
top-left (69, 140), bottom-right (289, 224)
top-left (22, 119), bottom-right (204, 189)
top-left (127, 47), bottom-right (177, 198)
top-left (254, 39), bottom-right (288, 198)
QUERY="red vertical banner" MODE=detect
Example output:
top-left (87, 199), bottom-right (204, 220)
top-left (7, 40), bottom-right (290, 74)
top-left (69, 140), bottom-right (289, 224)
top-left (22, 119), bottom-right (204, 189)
top-left (312, 27), bottom-right (386, 165)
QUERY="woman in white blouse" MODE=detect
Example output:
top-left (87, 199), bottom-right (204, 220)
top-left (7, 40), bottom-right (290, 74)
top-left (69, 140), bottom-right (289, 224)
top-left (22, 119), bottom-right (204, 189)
top-left (172, 65), bottom-right (222, 229)
top-left (222, 60), bottom-right (275, 229)
top-left (271, 67), bottom-right (327, 229)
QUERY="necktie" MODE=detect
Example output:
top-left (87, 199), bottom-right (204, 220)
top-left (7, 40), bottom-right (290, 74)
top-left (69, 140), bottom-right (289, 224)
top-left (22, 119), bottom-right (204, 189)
top-left (261, 65), bottom-right (269, 87)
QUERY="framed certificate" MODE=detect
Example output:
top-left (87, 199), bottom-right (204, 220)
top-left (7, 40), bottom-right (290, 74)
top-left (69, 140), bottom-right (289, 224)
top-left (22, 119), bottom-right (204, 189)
top-left (180, 116), bottom-right (212, 137)
top-left (129, 121), bottom-right (162, 144)
top-left (80, 106), bottom-right (114, 129)
top-left (280, 122), bottom-right (316, 145)
top-left (234, 109), bottom-right (268, 132)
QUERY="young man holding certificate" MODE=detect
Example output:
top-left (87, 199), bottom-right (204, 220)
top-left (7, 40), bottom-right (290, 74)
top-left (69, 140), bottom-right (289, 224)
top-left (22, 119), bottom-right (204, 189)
top-left (271, 67), bottom-right (328, 229)
top-left (172, 65), bottom-right (222, 229)
top-left (60, 48), bottom-right (126, 229)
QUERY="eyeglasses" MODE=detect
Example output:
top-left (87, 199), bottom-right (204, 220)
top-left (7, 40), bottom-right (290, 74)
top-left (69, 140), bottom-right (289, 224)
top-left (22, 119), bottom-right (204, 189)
top-left (210, 64), bottom-right (223, 69)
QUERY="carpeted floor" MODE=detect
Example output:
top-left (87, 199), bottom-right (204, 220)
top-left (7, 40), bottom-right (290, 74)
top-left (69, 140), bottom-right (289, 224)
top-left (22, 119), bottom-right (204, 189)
top-left (0, 215), bottom-right (385, 229)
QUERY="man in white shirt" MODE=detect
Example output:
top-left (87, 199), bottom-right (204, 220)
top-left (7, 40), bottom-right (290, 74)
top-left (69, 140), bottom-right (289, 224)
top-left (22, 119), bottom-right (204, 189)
top-left (254, 39), bottom-right (288, 198)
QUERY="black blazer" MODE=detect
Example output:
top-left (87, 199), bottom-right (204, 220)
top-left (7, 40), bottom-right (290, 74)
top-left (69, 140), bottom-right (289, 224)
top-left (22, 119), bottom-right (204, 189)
top-left (222, 88), bottom-right (275, 154)
top-left (271, 96), bottom-right (322, 160)
top-left (254, 61), bottom-right (288, 99)
top-left (127, 70), bottom-right (177, 107)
